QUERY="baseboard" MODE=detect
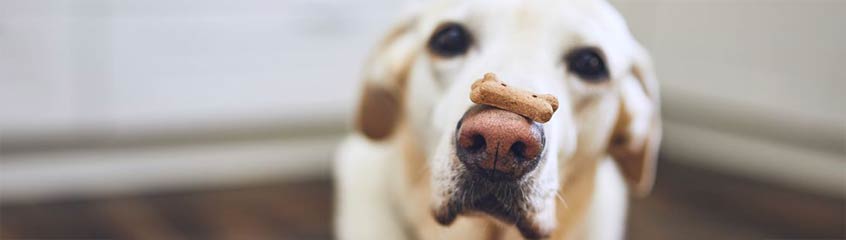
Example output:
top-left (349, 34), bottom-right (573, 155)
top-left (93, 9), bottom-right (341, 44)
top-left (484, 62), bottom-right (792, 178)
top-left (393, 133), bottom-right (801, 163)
top-left (662, 120), bottom-right (845, 198)
top-left (0, 135), bottom-right (340, 202)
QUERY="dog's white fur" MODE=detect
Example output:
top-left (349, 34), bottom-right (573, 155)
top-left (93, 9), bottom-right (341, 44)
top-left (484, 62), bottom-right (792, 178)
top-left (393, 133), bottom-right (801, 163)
top-left (335, 0), bottom-right (660, 239)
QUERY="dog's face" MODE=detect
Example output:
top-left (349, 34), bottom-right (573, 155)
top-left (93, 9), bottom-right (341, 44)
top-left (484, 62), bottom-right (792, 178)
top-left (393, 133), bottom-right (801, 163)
top-left (355, 0), bottom-right (660, 238)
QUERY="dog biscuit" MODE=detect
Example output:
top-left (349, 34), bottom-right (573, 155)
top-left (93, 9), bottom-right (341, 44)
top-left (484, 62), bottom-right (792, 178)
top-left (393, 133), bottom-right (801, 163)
top-left (470, 73), bottom-right (559, 123)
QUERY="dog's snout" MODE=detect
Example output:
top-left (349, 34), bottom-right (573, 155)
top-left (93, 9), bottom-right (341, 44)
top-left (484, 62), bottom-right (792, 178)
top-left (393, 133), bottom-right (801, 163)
top-left (456, 105), bottom-right (544, 180)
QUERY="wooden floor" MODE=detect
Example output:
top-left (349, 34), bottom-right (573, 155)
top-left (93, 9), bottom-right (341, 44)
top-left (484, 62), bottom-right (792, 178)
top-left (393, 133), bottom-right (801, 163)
top-left (1, 160), bottom-right (843, 240)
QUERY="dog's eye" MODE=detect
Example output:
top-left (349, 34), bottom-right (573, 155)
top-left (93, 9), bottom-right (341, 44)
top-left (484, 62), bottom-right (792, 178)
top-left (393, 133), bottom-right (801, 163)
top-left (566, 48), bottom-right (609, 82)
top-left (428, 23), bottom-right (472, 57)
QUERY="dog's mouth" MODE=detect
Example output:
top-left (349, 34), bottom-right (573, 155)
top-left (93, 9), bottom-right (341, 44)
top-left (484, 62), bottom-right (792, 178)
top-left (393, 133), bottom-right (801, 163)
top-left (471, 194), bottom-right (513, 220)
top-left (432, 172), bottom-right (551, 238)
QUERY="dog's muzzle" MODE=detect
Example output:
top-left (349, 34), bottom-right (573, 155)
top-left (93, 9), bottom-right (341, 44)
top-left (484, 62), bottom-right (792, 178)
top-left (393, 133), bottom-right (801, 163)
top-left (433, 104), bottom-right (550, 238)
top-left (455, 105), bottom-right (545, 181)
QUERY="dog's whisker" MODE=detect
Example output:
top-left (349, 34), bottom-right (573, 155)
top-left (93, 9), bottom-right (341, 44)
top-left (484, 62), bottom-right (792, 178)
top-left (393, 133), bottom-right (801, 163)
top-left (555, 192), bottom-right (569, 209)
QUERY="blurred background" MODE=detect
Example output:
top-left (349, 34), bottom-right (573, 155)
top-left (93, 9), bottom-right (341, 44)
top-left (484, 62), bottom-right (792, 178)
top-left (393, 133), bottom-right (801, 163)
top-left (0, 0), bottom-right (843, 239)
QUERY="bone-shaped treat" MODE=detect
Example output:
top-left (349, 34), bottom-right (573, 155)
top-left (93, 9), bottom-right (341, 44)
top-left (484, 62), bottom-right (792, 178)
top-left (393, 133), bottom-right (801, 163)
top-left (470, 73), bottom-right (559, 123)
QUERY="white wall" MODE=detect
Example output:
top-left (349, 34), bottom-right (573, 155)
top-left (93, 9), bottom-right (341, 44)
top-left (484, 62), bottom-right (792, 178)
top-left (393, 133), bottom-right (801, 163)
top-left (616, 0), bottom-right (844, 121)
top-left (1, 0), bottom-right (407, 136)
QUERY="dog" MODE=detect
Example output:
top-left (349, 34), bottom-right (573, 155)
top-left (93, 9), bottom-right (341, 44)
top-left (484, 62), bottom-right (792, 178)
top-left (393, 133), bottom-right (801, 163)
top-left (334, 0), bottom-right (661, 239)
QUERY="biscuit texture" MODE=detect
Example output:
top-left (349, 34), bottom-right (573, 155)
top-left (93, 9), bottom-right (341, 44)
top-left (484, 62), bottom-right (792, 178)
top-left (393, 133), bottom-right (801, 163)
top-left (470, 73), bottom-right (559, 123)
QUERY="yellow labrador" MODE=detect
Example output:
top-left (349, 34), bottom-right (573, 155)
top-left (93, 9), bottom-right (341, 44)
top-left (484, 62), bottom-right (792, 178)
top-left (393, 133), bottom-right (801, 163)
top-left (335, 0), bottom-right (660, 239)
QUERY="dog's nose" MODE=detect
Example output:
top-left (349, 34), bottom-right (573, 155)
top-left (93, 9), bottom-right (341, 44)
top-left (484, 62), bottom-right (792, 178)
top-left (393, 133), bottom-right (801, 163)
top-left (456, 105), bottom-right (545, 180)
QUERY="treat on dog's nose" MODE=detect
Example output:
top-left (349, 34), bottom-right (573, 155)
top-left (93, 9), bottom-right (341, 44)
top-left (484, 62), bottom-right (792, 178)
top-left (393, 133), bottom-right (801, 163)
top-left (470, 73), bottom-right (559, 123)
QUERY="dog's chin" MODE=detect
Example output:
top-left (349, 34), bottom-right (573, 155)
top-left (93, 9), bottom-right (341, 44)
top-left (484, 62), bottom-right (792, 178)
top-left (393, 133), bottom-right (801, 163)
top-left (432, 172), bottom-right (554, 239)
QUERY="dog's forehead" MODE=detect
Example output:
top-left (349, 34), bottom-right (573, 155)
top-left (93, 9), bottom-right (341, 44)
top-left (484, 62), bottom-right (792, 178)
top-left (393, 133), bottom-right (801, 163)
top-left (423, 0), bottom-right (624, 29)
top-left (421, 0), bottom-right (636, 57)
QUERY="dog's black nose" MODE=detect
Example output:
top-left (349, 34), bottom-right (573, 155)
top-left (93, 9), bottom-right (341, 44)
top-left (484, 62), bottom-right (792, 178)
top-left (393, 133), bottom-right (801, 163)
top-left (456, 105), bottom-right (544, 181)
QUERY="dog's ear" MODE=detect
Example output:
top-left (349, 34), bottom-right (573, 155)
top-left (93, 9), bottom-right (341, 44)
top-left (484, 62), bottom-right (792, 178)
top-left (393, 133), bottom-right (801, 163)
top-left (608, 46), bottom-right (662, 197)
top-left (355, 15), bottom-right (421, 140)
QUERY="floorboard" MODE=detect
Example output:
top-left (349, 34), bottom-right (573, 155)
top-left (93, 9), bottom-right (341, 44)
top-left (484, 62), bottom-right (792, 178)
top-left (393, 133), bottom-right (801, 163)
top-left (1, 161), bottom-right (843, 239)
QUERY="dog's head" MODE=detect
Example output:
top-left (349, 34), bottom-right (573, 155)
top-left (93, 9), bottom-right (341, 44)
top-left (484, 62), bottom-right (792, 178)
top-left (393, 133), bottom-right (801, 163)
top-left (354, 0), bottom-right (660, 237)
